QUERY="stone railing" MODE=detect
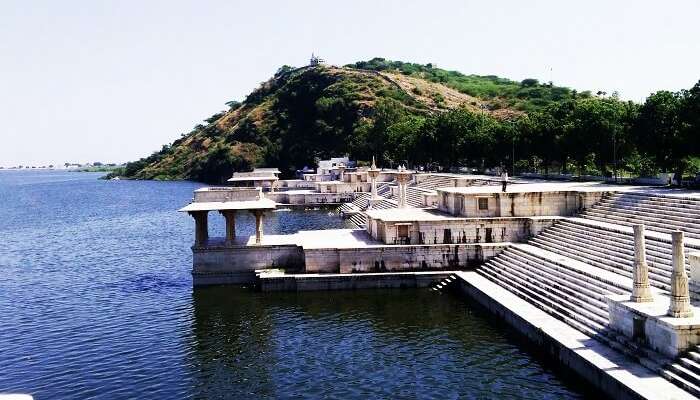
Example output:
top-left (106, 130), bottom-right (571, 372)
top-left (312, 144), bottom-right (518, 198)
top-left (194, 187), bottom-right (263, 203)
top-left (232, 171), bottom-right (277, 178)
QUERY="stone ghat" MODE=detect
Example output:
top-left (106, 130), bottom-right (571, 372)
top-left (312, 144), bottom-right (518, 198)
top-left (190, 229), bottom-right (509, 286)
top-left (256, 270), bottom-right (457, 291)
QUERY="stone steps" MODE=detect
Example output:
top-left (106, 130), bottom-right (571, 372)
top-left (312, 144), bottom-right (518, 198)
top-left (477, 245), bottom-right (700, 396)
top-left (430, 274), bottom-right (459, 293)
top-left (663, 364), bottom-right (700, 396)
top-left (544, 225), bottom-right (673, 271)
top-left (348, 213), bottom-right (366, 228)
top-left (583, 192), bottom-right (700, 240)
top-left (477, 263), bottom-right (605, 337)
top-left (598, 198), bottom-right (700, 221)
top-left (508, 246), bottom-right (628, 295)
top-left (502, 249), bottom-right (617, 301)
top-left (552, 220), bottom-right (689, 269)
top-left (530, 235), bottom-right (672, 293)
top-left (416, 176), bottom-right (455, 190)
top-left (487, 255), bottom-right (610, 322)
top-left (407, 188), bottom-right (425, 208)
top-left (534, 229), bottom-right (672, 280)
top-left (583, 208), bottom-right (700, 237)
top-left (531, 220), bottom-right (700, 300)
top-left (622, 192), bottom-right (700, 208)
top-left (584, 206), bottom-right (700, 237)
top-left (473, 189), bottom-right (700, 395)
top-left (478, 246), bottom-right (626, 331)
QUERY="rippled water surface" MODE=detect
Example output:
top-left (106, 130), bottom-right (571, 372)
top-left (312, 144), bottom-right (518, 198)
top-left (0, 171), bottom-right (592, 399)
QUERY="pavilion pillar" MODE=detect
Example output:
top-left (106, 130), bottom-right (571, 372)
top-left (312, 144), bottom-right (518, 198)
top-left (630, 224), bottom-right (653, 302)
top-left (190, 211), bottom-right (209, 247)
top-left (367, 157), bottom-right (381, 201)
top-left (253, 210), bottom-right (264, 245)
top-left (220, 210), bottom-right (236, 245)
top-left (668, 231), bottom-right (693, 318)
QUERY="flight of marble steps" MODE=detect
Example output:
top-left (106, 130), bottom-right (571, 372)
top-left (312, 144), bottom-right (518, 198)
top-left (416, 176), bottom-right (456, 190)
top-left (582, 192), bottom-right (700, 240)
top-left (477, 244), bottom-right (700, 396)
top-left (474, 191), bottom-right (700, 395)
top-left (529, 219), bottom-right (700, 299)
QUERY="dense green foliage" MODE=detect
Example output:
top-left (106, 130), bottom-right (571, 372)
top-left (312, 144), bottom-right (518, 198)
top-left (377, 82), bottom-right (699, 179)
top-left (111, 59), bottom-right (699, 183)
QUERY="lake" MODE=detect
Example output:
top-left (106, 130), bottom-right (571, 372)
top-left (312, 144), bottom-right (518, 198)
top-left (0, 171), bottom-right (593, 399)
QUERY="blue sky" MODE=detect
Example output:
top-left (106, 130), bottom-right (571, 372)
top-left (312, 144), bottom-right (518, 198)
top-left (1, 0), bottom-right (699, 167)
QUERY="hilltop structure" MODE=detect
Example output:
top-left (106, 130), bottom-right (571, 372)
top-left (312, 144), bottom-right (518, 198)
top-left (309, 53), bottom-right (325, 66)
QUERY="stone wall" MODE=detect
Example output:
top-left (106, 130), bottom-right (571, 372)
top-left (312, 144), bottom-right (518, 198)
top-left (258, 271), bottom-right (453, 292)
top-left (266, 191), bottom-right (357, 205)
top-left (304, 243), bottom-right (507, 273)
top-left (277, 180), bottom-right (316, 189)
top-left (192, 244), bottom-right (304, 285)
top-left (368, 216), bottom-right (559, 245)
top-left (193, 187), bottom-right (262, 202)
top-left (438, 190), bottom-right (609, 218)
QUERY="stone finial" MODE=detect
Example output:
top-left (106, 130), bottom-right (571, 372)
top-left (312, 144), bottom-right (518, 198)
top-left (668, 231), bottom-right (693, 318)
top-left (371, 156), bottom-right (377, 170)
top-left (631, 224), bottom-right (653, 302)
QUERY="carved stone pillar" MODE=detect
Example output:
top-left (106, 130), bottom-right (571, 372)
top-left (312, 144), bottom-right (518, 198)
top-left (394, 167), bottom-right (412, 209)
top-left (367, 157), bottom-right (380, 201)
top-left (630, 224), bottom-right (653, 302)
top-left (220, 210), bottom-right (236, 245)
top-left (253, 210), bottom-right (264, 245)
top-left (668, 231), bottom-right (693, 318)
top-left (190, 211), bottom-right (208, 247)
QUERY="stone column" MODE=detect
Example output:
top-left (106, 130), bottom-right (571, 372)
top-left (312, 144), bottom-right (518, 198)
top-left (253, 210), bottom-right (264, 245)
top-left (338, 165), bottom-right (346, 182)
top-left (367, 156), bottom-right (380, 200)
top-left (399, 182), bottom-right (407, 208)
top-left (630, 224), bottom-right (653, 302)
top-left (190, 211), bottom-right (208, 247)
top-left (220, 210), bottom-right (236, 245)
top-left (395, 168), bottom-right (412, 209)
top-left (668, 231), bottom-right (693, 318)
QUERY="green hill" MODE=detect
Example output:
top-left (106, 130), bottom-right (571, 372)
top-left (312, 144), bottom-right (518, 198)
top-left (113, 59), bottom-right (580, 183)
top-left (111, 58), bottom-right (699, 183)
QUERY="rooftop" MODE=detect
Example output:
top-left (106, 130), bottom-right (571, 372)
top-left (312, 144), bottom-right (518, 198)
top-left (227, 176), bottom-right (279, 182)
top-left (178, 198), bottom-right (276, 212)
top-left (437, 181), bottom-right (649, 195)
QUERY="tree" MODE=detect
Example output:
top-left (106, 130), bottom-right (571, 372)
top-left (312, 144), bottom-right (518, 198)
top-left (385, 116), bottom-right (425, 166)
top-left (632, 90), bottom-right (687, 178)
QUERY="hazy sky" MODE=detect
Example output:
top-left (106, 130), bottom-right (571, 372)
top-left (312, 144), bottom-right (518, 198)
top-left (1, 0), bottom-right (699, 167)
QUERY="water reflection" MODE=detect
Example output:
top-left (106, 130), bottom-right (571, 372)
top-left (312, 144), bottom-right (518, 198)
top-left (189, 288), bottom-right (593, 399)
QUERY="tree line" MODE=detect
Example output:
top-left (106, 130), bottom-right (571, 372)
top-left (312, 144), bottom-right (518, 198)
top-left (362, 81), bottom-right (700, 180)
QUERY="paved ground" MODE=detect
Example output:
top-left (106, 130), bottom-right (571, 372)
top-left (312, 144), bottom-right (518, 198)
top-left (247, 228), bottom-right (382, 248)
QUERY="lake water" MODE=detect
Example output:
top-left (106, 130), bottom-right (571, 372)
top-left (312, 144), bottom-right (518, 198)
top-left (0, 171), bottom-right (593, 399)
